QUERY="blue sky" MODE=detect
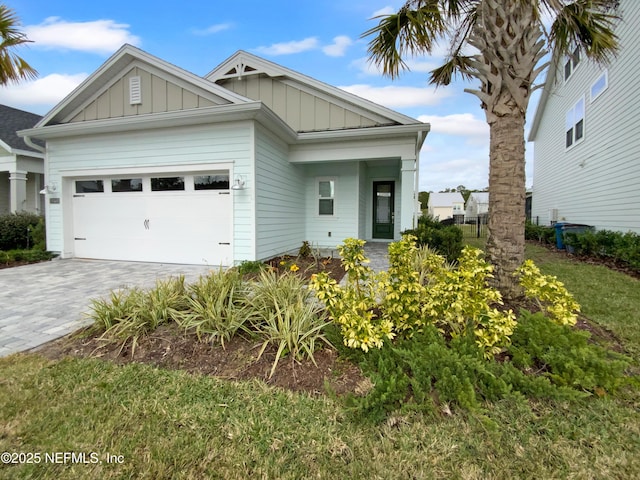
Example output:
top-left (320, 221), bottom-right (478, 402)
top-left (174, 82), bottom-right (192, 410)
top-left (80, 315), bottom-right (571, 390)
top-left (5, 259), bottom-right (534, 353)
top-left (1, 0), bottom-right (539, 192)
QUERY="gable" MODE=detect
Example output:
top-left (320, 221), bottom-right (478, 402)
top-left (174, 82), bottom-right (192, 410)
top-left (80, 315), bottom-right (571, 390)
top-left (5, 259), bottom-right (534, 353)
top-left (35, 45), bottom-right (250, 128)
top-left (208, 51), bottom-right (421, 133)
top-left (67, 63), bottom-right (230, 123)
top-left (217, 74), bottom-right (380, 132)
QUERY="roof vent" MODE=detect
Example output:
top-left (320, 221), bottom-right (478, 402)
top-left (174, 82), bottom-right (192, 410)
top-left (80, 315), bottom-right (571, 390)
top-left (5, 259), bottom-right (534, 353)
top-left (129, 76), bottom-right (142, 105)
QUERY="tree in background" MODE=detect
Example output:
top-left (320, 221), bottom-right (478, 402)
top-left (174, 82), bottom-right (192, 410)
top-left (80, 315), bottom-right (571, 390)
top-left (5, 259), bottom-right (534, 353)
top-left (363, 0), bottom-right (620, 299)
top-left (0, 4), bottom-right (36, 85)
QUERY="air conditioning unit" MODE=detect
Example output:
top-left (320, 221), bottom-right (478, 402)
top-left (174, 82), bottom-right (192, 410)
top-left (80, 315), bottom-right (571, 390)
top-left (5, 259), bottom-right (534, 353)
top-left (549, 208), bottom-right (558, 223)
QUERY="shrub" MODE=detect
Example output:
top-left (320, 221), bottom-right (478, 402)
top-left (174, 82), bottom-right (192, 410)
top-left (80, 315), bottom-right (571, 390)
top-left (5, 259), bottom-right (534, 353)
top-left (516, 260), bottom-right (580, 326)
top-left (351, 324), bottom-right (583, 421)
top-left (246, 269), bottom-right (331, 377)
top-left (0, 212), bottom-right (42, 250)
top-left (236, 260), bottom-right (266, 275)
top-left (563, 228), bottom-right (640, 271)
top-left (89, 276), bottom-right (188, 355)
top-left (525, 221), bottom-right (555, 245)
top-left (0, 249), bottom-right (54, 264)
top-left (177, 269), bottom-right (248, 346)
top-left (509, 311), bottom-right (633, 394)
top-left (402, 215), bottom-right (463, 262)
top-left (310, 238), bottom-right (395, 352)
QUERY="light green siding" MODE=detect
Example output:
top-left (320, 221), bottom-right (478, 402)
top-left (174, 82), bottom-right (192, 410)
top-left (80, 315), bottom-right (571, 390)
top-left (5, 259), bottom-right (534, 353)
top-left (254, 124), bottom-right (306, 260)
top-left (43, 123), bottom-right (254, 257)
top-left (532, 0), bottom-right (640, 233)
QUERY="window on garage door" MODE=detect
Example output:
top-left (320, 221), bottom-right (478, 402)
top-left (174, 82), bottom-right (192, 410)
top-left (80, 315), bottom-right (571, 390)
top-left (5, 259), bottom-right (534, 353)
top-left (151, 176), bottom-right (185, 191)
top-left (194, 173), bottom-right (229, 190)
top-left (112, 178), bottom-right (143, 192)
top-left (76, 180), bottom-right (104, 193)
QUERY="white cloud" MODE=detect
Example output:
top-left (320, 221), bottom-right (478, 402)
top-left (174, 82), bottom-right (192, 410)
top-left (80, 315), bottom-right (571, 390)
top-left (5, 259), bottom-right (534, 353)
top-left (25, 17), bottom-right (140, 54)
top-left (0, 73), bottom-right (88, 110)
top-left (191, 23), bottom-right (232, 36)
top-left (417, 113), bottom-right (488, 139)
top-left (371, 6), bottom-right (396, 17)
top-left (338, 84), bottom-right (450, 108)
top-left (351, 56), bottom-right (440, 76)
top-left (322, 35), bottom-right (353, 57)
top-left (255, 37), bottom-right (319, 55)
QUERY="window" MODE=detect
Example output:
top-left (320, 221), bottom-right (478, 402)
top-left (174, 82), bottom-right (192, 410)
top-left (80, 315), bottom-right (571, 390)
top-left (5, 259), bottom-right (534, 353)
top-left (194, 174), bottom-right (229, 190)
top-left (318, 179), bottom-right (335, 215)
top-left (563, 46), bottom-right (581, 81)
top-left (76, 180), bottom-right (104, 193)
top-left (590, 70), bottom-right (608, 102)
top-left (151, 176), bottom-right (184, 191)
top-left (112, 178), bottom-right (142, 192)
top-left (565, 97), bottom-right (585, 148)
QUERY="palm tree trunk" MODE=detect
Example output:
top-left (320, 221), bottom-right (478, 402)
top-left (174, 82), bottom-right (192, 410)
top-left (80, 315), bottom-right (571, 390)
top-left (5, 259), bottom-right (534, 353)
top-left (486, 111), bottom-right (526, 301)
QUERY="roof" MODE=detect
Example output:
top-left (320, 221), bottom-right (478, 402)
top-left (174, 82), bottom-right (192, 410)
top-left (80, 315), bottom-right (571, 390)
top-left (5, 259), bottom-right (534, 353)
top-left (428, 192), bottom-right (465, 206)
top-left (0, 104), bottom-right (43, 152)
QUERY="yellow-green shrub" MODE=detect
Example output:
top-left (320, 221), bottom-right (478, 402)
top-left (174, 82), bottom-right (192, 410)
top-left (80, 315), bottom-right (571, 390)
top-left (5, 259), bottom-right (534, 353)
top-left (515, 260), bottom-right (580, 326)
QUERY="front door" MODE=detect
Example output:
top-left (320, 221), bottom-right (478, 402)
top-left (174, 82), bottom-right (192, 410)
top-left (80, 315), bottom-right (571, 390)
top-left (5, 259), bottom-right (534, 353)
top-left (373, 181), bottom-right (394, 239)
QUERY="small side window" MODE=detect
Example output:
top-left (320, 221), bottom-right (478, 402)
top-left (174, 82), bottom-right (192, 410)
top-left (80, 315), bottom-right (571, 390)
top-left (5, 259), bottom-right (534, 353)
top-left (318, 179), bottom-right (335, 216)
top-left (590, 70), bottom-right (608, 102)
top-left (195, 174), bottom-right (230, 190)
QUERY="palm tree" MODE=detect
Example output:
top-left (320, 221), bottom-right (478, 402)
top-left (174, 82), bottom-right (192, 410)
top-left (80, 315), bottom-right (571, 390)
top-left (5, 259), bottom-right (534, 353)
top-left (363, 0), bottom-right (620, 299)
top-left (0, 4), bottom-right (36, 85)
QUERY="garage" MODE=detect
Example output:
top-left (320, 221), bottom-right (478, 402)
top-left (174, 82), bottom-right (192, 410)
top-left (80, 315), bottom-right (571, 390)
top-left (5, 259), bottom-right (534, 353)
top-left (71, 171), bottom-right (232, 265)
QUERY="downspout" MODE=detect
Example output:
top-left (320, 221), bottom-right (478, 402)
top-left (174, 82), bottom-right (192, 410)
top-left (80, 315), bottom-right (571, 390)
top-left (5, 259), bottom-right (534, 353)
top-left (23, 135), bottom-right (46, 154)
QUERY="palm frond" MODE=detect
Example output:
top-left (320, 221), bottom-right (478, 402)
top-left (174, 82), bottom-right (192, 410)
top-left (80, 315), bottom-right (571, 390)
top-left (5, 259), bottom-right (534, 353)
top-left (362, 1), bottom-right (449, 78)
top-left (549, 0), bottom-right (620, 63)
top-left (0, 5), bottom-right (37, 85)
top-left (429, 55), bottom-right (475, 86)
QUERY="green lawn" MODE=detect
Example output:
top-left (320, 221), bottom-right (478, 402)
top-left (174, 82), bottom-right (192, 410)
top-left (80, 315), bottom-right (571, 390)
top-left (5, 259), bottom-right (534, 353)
top-left (1, 245), bottom-right (639, 479)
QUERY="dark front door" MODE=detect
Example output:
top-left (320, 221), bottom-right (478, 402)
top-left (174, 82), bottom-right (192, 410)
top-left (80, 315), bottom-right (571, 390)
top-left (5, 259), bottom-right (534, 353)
top-left (373, 181), bottom-right (395, 239)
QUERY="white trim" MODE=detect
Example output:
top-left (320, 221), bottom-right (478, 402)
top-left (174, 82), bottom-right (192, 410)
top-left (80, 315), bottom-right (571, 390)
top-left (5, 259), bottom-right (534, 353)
top-left (60, 162), bottom-right (234, 178)
top-left (590, 70), bottom-right (609, 103)
top-left (317, 177), bottom-right (336, 217)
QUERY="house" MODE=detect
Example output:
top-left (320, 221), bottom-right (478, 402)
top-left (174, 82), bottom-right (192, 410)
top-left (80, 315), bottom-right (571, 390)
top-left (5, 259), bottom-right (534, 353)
top-left (0, 105), bottom-right (45, 214)
top-left (528, 0), bottom-right (640, 233)
top-left (427, 192), bottom-right (464, 222)
top-left (19, 45), bottom-right (429, 265)
top-left (464, 192), bottom-right (489, 221)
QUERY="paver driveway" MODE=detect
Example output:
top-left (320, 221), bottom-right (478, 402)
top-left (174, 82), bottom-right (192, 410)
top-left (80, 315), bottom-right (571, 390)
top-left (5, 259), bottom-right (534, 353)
top-left (0, 258), bottom-right (213, 357)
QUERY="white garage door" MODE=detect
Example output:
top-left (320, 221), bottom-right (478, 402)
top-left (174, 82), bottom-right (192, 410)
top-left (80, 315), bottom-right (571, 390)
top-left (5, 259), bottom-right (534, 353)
top-left (72, 172), bottom-right (232, 265)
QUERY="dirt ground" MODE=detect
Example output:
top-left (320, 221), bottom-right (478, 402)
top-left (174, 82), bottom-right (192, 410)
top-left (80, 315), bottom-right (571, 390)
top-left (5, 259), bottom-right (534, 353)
top-left (27, 247), bottom-right (630, 396)
top-left (33, 254), bottom-right (372, 397)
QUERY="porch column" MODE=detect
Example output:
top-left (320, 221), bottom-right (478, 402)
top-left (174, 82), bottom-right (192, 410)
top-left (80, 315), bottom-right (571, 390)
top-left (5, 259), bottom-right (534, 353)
top-left (400, 158), bottom-right (417, 230)
top-left (9, 170), bottom-right (28, 213)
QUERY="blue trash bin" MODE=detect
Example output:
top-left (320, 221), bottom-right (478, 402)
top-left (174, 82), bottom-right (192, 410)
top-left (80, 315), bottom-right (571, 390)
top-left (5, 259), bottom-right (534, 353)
top-left (554, 222), bottom-right (567, 249)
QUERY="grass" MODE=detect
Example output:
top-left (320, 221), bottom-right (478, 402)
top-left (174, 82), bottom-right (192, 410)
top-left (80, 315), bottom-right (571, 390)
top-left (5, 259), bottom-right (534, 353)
top-left (1, 244), bottom-right (640, 478)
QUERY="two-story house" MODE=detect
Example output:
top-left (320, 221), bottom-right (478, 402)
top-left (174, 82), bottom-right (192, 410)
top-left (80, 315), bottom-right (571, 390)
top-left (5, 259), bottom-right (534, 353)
top-left (528, 0), bottom-right (639, 233)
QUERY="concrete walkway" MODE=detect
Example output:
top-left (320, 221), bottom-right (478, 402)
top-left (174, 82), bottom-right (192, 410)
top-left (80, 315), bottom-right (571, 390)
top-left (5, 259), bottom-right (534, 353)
top-left (0, 258), bottom-right (212, 357)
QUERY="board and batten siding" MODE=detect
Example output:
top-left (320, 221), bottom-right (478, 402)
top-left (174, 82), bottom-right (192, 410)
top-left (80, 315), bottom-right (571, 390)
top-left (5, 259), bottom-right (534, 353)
top-left (531, 0), bottom-right (640, 233)
top-left (218, 75), bottom-right (379, 132)
top-left (43, 122), bottom-right (254, 257)
top-left (69, 65), bottom-right (225, 123)
top-left (253, 123), bottom-right (305, 260)
top-left (303, 162), bottom-right (360, 248)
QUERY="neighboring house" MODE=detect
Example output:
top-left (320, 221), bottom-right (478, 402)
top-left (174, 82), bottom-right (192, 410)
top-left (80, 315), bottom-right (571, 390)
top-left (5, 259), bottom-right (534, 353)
top-left (528, 0), bottom-right (639, 233)
top-left (427, 192), bottom-right (464, 221)
top-left (19, 45), bottom-right (429, 265)
top-left (0, 105), bottom-right (44, 214)
top-left (465, 192), bottom-right (489, 220)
